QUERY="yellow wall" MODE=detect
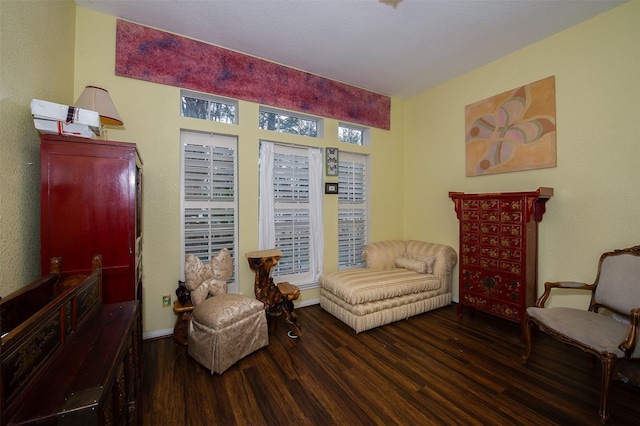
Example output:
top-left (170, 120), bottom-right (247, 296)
top-left (0, 0), bottom-right (76, 295)
top-left (73, 8), bottom-right (405, 336)
top-left (2, 1), bottom-right (637, 337)
top-left (403, 1), bottom-right (640, 309)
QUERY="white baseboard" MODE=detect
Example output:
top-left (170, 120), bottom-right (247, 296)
top-left (297, 297), bottom-right (319, 307)
top-left (143, 328), bottom-right (173, 341)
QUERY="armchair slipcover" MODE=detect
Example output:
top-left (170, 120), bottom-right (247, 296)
top-left (185, 250), bottom-right (268, 374)
top-left (522, 245), bottom-right (640, 423)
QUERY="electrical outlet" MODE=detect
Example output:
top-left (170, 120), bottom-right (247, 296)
top-left (162, 294), bottom-right (171, 307)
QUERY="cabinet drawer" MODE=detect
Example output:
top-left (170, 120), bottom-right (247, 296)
top-left (461, 269), bottom-right (526, 303)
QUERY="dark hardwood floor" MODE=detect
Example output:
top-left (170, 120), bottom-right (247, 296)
top-left (141, 303), bottom-right (639, 425)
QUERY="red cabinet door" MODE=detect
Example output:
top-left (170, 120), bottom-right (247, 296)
top-left (41, 135), bottom-right (141, 303)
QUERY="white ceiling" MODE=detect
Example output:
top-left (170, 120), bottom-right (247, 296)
top-left (75, 0), bottom-right (626, 99)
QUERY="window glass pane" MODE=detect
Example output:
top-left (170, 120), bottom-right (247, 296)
top-left (181, 92), bottom-right (237, 124)
top-left (259, 109), bottom-right (319, 137)
top-left (339, 123), bottom-right (368, 146)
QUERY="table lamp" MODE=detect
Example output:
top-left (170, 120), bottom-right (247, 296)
top-left (74, 86), bottom-right (123, 138)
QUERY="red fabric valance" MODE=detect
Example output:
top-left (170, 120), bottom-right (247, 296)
top-left (115, 20), bottom-right (391, 130)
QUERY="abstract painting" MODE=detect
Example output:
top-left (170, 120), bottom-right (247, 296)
top-left (465, 76), bottom-right (556, 176)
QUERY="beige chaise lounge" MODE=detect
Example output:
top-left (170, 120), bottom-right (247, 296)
top-left (320, 240), bottom-right (457, 332)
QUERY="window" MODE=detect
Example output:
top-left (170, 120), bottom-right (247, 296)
top-left (338, 123), bottom-right (369, 146)
top-left (259, 107), bottom-right (322, 138)
top-left (181, 130), bottom-right (239, 292)
top-left (259, 141), bottom-right (323, 289)
top-left (181, 90), bottom-right (238, 124)
top-left (338, 152), bottom-right (369, 268)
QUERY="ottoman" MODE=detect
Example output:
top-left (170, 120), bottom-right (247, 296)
top-left (188, 293), bottom-right (268, 374)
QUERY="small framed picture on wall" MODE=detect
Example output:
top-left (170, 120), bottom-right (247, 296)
top-left (325, 147), bottom-right (339, 176)
top-left (325, 182), bottom-right (339, 194)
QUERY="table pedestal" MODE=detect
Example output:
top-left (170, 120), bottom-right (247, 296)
top-left (173, 300), bottom-right (193, 345)
top-left (246, 249), bottom-right (301, 338)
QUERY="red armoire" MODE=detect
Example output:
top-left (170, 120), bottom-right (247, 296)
top-left (449, 188), bottom-right (552, 332)
top-left (40, 134), bottom-right (142, 304)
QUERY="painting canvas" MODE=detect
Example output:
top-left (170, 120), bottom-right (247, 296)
top-left (465, 76), bottom-right (556, 176)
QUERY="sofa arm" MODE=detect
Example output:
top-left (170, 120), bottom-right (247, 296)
top-left (404, 240), bottom-right (458, 292)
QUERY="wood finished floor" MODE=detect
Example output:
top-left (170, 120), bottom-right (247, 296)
top-left (141, 304), bottom-right (639, 425)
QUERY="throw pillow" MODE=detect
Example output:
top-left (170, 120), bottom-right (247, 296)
top-left (396, 254), bottom-right (436, 274)
top-left (395, 256), bottom-right (429, 274)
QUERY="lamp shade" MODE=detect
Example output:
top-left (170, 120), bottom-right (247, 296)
top-left (74, 86), bottom-right (123, 126)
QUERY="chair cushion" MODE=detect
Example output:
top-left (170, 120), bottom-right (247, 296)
top-left (192, 294), bottom-right (265, 331)
top-left (527, 306), bottom-right (636, 358)
top-left (594, 253), bottom-right (640, 314)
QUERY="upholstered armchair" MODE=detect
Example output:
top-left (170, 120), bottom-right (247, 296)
top-left (522, 245), bottom-right (640, 423)
top-left (185, 249), bottom-right (268, 374)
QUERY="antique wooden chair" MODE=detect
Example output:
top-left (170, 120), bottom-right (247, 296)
top-left (522, 245), bottom-right (640, 423)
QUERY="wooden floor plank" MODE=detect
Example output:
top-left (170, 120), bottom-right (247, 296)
top-left (141, 303), bottom-right (639, 425)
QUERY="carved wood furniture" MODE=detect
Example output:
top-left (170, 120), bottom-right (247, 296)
top-left (172, 299), bottom-right (193, 346)
top-left (246, 249), bottom-right (302, 338)
top-left (40, 134), bottom-right (143, 305)
top-left (1, 256), bottom-right (142, 425)
top-left (449, 188), bottom-right (553, 334)
top-left (523, 245), bottom-right (640, 424)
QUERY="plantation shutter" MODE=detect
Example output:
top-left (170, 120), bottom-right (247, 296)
top-left (272, 145), bottom-right (312, 277)
top-left (338, 152), bottom-right (368, 268)
top-left (181, 131), bottom-right (238, 289)
top-left (259, 142), bottom-right (323, 287)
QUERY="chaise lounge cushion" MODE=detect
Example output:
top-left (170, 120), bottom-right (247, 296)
top-left (320, 268), bottom-right (441, 305)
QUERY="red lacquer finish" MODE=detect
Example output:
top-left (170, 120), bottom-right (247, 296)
top-left (40, 134), bottom-right (143, 304)
top-left (449, 188), bottom-right (552, 333)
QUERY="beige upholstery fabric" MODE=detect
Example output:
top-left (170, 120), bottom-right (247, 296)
top-left (362, 240), bottom-right (406, 269)
top-left (320, 268), bottom-right (441, 305)
top-left (320, 240), bottom-right (457, 332)
top-left (321, 290), bottom-right (451, 333)
top-left (185, 250), bottom-right (233, 306)
top-left (594, 254), bottom-right (640, 314)
top-left (526, 307), bottom-right (635, 357)
top-left (185, 249), bottom-right (268, 374)
top-left (189, 294), bottom-right (268, 374)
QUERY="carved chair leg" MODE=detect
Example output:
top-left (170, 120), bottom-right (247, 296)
top-left (598, 355), bottom-right (616, 424)
top-left (522, 315), bottom-right (533, 365)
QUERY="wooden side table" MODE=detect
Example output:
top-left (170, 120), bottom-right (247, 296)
top-left (246, 249), bottom-right (302, 338)
top-left (173, 299), bottom-right (193, 345)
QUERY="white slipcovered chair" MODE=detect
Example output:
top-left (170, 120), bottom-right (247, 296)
top-left (185, 249), bottom-right (268, 374)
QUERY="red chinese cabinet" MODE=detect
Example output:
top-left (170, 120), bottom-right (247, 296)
top-left (40, 134), bottom-right (143, 304)
top-left (449, 188), bottom-right (552, 331)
